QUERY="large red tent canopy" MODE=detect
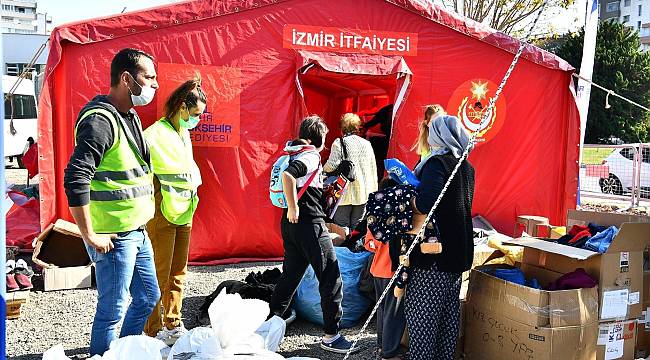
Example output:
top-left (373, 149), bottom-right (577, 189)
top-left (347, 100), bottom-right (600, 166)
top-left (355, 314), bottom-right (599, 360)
top-left (38, 0), bottom-right (579, 263)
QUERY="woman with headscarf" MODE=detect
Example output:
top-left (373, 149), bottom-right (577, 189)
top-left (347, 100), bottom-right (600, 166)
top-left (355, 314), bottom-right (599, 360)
top-left (405, 105), bottom-right (476, 360)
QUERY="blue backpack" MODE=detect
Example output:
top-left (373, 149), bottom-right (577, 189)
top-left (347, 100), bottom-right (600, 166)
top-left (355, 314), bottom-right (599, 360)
top-left (270, 148), bottom-right (318, 208)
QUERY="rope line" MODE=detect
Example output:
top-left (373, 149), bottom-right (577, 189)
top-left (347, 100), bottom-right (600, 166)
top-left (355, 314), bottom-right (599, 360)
top-left (342, 4), bottom-right (549, 358)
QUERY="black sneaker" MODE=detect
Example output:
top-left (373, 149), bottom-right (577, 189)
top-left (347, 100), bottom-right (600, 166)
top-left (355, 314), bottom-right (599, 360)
top-left (320, 335), bottom-right (361, 354)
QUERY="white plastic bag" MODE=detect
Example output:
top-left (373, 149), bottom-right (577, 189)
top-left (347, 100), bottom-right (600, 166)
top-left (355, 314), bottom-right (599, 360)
top-left (42, 344), bottom-right (72, 360)
top-left (102, 335), bottom-right (167, 360)
top-left (168, 327), bottom-right (222, 360)
top-left (208, 289), bottom-right (269, 349)
top-left (255, 316), bottom-right (286, 352)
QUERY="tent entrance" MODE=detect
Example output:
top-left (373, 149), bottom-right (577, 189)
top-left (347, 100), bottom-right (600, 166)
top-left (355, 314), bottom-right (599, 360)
top-left (296, 53), bottom-right (412, 178)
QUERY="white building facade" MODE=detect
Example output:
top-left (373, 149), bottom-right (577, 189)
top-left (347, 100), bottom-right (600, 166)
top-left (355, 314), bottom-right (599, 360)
top-left (1, 0), bottom-right (51, 34)
top-left (599, 0), bottom-right (650, 50)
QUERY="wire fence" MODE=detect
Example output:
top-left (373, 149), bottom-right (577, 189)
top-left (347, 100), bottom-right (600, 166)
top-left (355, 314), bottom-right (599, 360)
top-left (580, 143), bottom-right (650, 207)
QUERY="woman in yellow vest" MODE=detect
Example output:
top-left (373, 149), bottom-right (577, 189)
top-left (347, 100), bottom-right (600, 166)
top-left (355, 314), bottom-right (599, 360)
top-left (144, 78), bottom-right (206, 345)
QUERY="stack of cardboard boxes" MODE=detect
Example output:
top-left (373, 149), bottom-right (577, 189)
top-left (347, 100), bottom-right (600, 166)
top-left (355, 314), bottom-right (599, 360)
top-left (463, 210), bottom-right (650, 360)
top-left (634, 249), bottom-right (650, 358)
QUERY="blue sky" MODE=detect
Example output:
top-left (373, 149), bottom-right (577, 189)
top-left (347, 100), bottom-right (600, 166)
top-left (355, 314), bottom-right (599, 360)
top-left (38, 0), bottom-right (182, 27)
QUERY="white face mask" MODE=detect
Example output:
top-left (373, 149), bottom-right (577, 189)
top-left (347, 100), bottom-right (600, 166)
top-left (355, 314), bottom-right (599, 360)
top-left (127, 72), bottom-right (156, 106)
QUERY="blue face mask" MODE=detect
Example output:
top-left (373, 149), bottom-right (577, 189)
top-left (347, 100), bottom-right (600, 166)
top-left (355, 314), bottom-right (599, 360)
top-left (180, 115), bottom-right (200, 129)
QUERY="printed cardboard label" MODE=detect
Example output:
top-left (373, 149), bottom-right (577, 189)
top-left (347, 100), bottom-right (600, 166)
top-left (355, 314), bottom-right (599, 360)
top-left (620, 252), bottom-right (630, 273)
top-left (598, 325), bottom-right (609, 345)
top-left (605, 323), bottom-right (624, 360)
top-left (601, 289), bottom-right (629, 319)
top-left (629, 292), bottom-right (640, 305)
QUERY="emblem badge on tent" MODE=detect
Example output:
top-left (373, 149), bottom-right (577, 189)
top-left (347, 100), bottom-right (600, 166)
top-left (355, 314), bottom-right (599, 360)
top-left (448, 79), bottom-right (507, 144)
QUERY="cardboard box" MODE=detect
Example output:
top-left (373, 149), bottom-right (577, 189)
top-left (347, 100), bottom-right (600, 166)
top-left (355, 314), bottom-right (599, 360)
top-left (464, 301), bottom-right (597, 360)
top-left (505, 210), bottom-right (650, 321)
top-left (644, 271), bottom-right (650, 310)
top-left (515, 215), bottom-right (549, 237)
top-left (467, 268), bottom-right (599, 328)
top-left (32, 219), bottom-right (92, 291)
top-left (6, 290), bottom-right (30, 320)
top-left (596, 320), bottom-right (637, 360)
top-left (455, 299), bottom-right (466, 360)
top-left (461, 245), bottom-right (497, 300)
top-left (636, 322), bottom-right (650, 359)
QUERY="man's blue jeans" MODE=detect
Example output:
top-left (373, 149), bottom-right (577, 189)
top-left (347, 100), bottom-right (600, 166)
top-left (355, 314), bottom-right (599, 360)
top-left (84, 229), bottom-right (160, 356)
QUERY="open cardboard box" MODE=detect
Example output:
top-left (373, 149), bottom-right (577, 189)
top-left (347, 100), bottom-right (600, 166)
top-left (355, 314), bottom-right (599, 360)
top-left (464, 300), bottom-right (598, 360)
top-left (467, 267), bottom-right (599, 328)
top-left (504, 210), bottom-right (650, 321)
top-left (32, 219), bottom-right (92, 291)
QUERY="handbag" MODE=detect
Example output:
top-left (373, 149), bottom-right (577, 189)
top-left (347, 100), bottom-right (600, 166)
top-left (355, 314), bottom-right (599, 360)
top-left (331, 136), bottom-right (356, 182)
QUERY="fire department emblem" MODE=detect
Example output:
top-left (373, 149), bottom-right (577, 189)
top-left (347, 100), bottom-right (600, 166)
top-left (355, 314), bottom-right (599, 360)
top-left (448, 79), bottom-right (506, 144)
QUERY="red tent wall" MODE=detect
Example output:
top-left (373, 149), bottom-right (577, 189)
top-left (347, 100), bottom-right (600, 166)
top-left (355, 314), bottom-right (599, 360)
top-left (38, 0), bottom-right (579, 263)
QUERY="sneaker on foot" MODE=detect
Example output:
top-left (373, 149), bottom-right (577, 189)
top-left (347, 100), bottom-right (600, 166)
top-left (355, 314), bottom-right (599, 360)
top-left (155, 322), bottom-right (188, 346)
top-left (320, 334), bottom-right (361, 354)
top-left (6, 274), bottom-right (19, 292)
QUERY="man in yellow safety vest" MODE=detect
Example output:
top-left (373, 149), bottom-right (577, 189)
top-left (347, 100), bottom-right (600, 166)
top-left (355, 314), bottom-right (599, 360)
top-left (64, 48), bottom-right (161, 356)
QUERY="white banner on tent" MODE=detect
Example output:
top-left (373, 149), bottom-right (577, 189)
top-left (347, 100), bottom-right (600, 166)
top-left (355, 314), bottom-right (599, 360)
top-left (576, 0), bottom-right (599, 155)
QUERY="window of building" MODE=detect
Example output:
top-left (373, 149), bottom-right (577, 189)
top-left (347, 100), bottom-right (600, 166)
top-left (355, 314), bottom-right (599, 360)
top-left (4, 94), bottom-right (37, 119)
top-left (638, 20), bottom-right (642, 30)
top-left (17, 7), bottom-right (25, 13)
top-left (639, 4), bottom-right (642, 16)
top-left (624, 15), bottom-right (630, 22)
top-left (625, 0), bottom-right (631, 6)
top-left (607, 1), bottom-right (620, 12)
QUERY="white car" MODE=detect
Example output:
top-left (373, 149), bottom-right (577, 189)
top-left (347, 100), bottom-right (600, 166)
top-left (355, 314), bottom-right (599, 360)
top-left (600, 147), bottom-right (650, 198)
top-left (3, 75), bottom-right (38, 168)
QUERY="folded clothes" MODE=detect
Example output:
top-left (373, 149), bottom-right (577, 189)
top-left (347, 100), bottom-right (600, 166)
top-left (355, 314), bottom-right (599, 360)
top-left (584, 226), bottom-right (619, 253)
top-left (556, 223), bottom-right (619, 253)
top-left (556, 225), bottom-right (588, 245)
top-left (546, 268), bottom-right (597, 291)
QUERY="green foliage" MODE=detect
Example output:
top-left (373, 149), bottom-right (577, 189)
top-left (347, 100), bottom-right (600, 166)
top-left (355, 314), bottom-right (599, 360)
top-left (543, 21), bottom-right (650, 143)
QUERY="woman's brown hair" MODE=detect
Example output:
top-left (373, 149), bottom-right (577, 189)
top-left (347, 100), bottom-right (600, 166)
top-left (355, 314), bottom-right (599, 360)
top-left (163, 75), bottom-right (207, 120)
top-left (411, 104), bottom-right (446, 155)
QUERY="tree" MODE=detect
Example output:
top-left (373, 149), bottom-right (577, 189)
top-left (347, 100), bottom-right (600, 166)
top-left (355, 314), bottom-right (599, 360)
top-left (441, 0), bottom-right (571, 35)
top-left (540, 21), bottom-right (650, 143)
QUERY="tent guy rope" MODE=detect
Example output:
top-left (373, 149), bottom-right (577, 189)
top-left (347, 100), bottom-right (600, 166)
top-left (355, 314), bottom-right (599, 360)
top-left (343, 2), bottom-right (549, 358)
top-left (572, 73), bottom-right (650, 112)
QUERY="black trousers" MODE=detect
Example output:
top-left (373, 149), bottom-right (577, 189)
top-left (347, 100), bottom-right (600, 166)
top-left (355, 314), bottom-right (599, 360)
top-left (269, 218), bottom-right (343, 335)
top-left (375, 277), bottom-right (406, 358)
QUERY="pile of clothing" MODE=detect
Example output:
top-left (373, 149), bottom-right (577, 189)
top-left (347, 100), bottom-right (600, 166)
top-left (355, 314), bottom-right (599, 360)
top-left (481, 267), bottom-right (541, 289)
top-left (555, 223), bottom-right (619, 253)
top-left (198, 269), bottom-right (282, 326)
top-left (480, 267), bottom-right (597, 291)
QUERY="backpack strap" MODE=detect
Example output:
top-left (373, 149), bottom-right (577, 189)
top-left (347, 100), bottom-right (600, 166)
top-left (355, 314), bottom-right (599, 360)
top-left (296, 167), bottom-right (318, 200)
top-left (341, 136), bottom-right (350, 160)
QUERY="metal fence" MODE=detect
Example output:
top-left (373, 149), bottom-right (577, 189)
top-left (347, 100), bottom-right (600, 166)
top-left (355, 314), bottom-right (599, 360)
top-left (579, 143), bottom-right (650, 207)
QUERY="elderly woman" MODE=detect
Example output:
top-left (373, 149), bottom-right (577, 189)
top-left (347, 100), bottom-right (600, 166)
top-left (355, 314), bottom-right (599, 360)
top-left (324, 113), bottom-right (378, 230)
top-left (406, 108), bottom-right (475, 360)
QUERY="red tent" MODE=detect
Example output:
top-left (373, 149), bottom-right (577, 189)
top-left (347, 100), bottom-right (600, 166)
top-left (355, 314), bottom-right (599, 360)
top-left (38, 0), bottom-right (579, 263)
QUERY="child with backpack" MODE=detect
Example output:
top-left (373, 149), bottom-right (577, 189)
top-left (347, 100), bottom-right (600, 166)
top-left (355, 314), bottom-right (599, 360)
top-left (268, 115), bottom-right (359, 354)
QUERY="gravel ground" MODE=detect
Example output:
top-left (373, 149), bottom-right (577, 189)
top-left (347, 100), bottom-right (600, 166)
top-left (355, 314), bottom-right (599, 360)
top-left (7, 263), bottom-right (378, 360)
top-left (4, 166), bottom-right (378, 360)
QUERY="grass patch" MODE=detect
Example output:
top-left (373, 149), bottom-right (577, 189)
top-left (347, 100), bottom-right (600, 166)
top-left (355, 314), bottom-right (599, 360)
top-left (582, 148), bottom-right (614, 164)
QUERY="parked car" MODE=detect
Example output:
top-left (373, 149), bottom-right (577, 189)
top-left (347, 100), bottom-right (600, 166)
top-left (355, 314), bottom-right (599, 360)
top-left (599, 147), bottom-right (650, 198)
top-left (3, 75), bottom-right (38, 168)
